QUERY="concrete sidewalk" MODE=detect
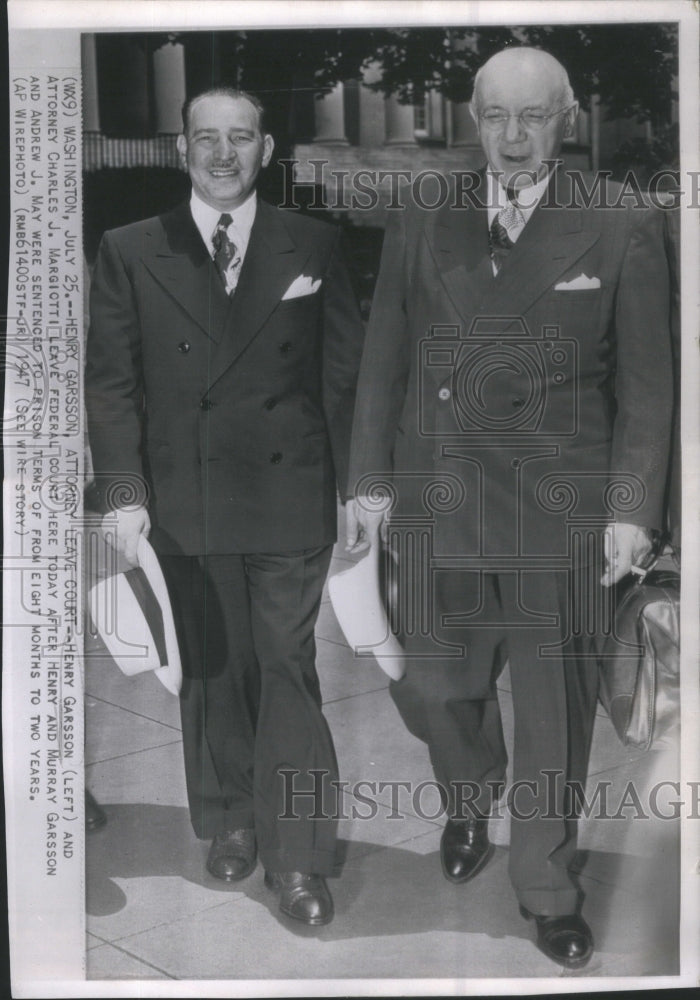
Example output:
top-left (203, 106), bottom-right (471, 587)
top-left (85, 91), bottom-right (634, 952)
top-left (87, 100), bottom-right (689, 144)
top-left (85, 520), bottom-right (680, 984)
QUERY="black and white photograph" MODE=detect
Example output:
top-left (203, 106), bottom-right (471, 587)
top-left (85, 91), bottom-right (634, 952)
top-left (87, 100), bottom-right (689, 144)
top-left (3, 1), bottom-right (699, 995)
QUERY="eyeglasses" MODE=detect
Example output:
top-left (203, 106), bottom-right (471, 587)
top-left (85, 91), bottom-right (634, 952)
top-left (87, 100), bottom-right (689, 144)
top-left (478, 106), bottom-right (574, 132)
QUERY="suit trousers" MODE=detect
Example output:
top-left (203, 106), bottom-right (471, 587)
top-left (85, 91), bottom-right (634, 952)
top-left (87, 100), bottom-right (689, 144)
top-left (160, 546), bottom-right (338, 876)
top-left (389, 567), bottom-right (600, 916)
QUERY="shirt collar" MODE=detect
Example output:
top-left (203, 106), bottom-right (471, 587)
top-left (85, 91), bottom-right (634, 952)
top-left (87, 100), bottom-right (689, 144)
top-left (189, 189), bottom-right (257, 256)
top-left (486, 169), bottom-right (552, 226)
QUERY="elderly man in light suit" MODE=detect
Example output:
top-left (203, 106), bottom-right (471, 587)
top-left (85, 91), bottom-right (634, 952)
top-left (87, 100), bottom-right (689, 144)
top-left (347, 48), bottom-right (672, 966)
top-left (86, 87), bottom-right (365, 926)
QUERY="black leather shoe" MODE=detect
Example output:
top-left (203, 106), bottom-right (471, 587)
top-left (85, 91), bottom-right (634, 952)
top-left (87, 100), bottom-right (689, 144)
top-left (85, 789), bottom-right (107, 832)
top-left (520, 905), bottom-right (594, 968)
top-left (440, 817), bottom-right (494, 883)
top-left (206, 829), bottom-right (257, 882)
top-left (264, 870), bottom-right (334, 926)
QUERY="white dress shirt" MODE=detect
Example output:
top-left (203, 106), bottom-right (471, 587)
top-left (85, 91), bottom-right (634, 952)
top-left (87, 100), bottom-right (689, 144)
top-left (189, 189), bottom-right (257, 280)
top-left (486, 170), bottom-right (552, 275)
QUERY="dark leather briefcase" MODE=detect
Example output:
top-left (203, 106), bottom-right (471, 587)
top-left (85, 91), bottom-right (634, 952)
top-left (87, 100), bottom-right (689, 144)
top-left (598, 549), bottom-right (680, 752)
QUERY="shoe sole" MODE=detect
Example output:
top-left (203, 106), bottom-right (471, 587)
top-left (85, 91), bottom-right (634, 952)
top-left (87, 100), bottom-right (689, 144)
top-left (441, 842), bottom-right (495, 884)
top-left (533, 942), bottom-right (593, 969)
top-left (206, 860), bottom-right (256, 882)
top-left (520, 906), bottom-right (594, 969)
top-left (279, 903), bottom-right (334, 927)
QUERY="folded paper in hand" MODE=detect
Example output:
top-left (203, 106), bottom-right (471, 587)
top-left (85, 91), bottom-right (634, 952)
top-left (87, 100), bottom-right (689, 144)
top-left (554, 273), bottom-right (601, 291)
top-left (328, 543), bottom-right (405, 681)
top-left (281, 274), bottom-right (322, 300)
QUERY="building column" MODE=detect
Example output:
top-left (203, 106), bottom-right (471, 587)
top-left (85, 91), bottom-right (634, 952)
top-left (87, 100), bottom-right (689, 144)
top-left (427, 91), bottom-right (445, 141)
top-left (153, 38), bottom-right (187, 134)
top-left (358, 62), bottom-right (385, 146)
top-left (384, 94), bottom-right (417, 145)
top-left (590, 93), bottom-right (601, 173)
top-left (576, 108), bottom-right (590, 146)
top-left (450, 100), bottom-right (479, 146)
top-left (313, 83), bottom-right (348, 144)
top-left (81, 33), bottom-right (100, 131)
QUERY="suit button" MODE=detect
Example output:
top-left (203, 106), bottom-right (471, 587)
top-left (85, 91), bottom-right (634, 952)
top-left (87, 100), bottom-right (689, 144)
top-left (270, 452), bottom-right (283, 464)
top-left (512, 397), bottom-right (525, 408)
top-left (200, 398), bottom-right (213, 411)
top-left (438, 387), bottom-right (451, 401)
top-left (264, 397), bottom-right (277, 410)
top-left (178, 341), bottom-right (191, 354)
top-left (279, 341), bottom-right (293, 353)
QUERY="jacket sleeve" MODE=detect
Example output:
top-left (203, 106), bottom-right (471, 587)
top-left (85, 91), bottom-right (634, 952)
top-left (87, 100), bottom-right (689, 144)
top-left (321, 227), bottom-right (367, 500)
top-left (610, 204), bottom-right (673, 531)
top-left (346, 208), bottom-right (411, 497)
top-left (84, 231), bottom-right (147, 511)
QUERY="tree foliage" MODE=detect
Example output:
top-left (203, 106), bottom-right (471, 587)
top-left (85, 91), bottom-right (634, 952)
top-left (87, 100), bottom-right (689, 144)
top-left (174, 22), bottom-right (677, 127)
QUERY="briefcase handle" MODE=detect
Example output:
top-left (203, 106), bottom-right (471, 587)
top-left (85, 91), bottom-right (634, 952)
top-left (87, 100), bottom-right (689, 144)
top-left (630, 530), bottom-right (678, 584)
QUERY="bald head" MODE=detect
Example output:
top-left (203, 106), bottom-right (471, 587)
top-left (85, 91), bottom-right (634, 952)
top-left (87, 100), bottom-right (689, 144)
top-left (471, 47), bottom-right (574, 115)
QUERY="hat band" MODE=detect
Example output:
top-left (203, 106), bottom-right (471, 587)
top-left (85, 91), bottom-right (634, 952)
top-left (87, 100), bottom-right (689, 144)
top-left (124, 566), bottom-right (168, 666)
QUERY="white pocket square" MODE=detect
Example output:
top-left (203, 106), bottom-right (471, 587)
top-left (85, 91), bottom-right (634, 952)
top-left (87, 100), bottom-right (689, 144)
top-left (282, 275), bottom-right (322, 300)
top-left (554, 273), bottom-right (601, 291)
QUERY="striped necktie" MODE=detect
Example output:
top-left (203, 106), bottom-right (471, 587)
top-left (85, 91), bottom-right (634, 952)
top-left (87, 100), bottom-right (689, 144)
top-left (212, 213), bottom-right (242, 296)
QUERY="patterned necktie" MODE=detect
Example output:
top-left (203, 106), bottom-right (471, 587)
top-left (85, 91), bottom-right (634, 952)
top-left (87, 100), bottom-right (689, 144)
top-left (489, 193), bottom-right (525, 273)
top-left (212, 213), bottom-right (242, 296)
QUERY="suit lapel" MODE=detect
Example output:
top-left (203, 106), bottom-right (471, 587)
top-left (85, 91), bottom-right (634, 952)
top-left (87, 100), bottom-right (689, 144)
top-left (426, 170), bottom-right (600, 327)
top-left (427, 175), bottom-right (495, 324)
top-left (142, 203), bottom-right (231, 344)
top-left (208, 201), bottom-right (310, 386)
top-left (481, 172), bottom-right (599, 316)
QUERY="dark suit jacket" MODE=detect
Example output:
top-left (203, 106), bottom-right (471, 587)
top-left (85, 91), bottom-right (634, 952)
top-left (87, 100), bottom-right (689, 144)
top-left (663, 206), bottom-right (681, 550)
top-left (86, 198), bottom-right (365, 555)
top-left (349, 170), bottom-right (673, 562)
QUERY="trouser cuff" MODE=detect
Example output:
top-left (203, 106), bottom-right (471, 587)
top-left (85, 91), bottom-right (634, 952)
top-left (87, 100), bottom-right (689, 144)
top-left (190, 805), bottom-right (255, 840)
top-left (517, 888), bottom-right (581, 917)
top-left (260, 847), bottom-right (337, 877)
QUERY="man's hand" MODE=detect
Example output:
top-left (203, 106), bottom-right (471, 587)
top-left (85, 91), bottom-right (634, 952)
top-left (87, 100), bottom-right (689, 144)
top-left (345, 496), bottom-right (390, 554)
top-left (601, 522), bottom-right (653, 587)
top-left (103, 505), bottom-right (151, 567)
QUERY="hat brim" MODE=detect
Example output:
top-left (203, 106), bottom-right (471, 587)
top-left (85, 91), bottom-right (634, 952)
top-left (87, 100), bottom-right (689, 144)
top-left (88, 535), bottom-right (183, 696)
top-left (328, 542), bottom-right (405, 681)
top-left (134, 536), bottom-right (182, 695)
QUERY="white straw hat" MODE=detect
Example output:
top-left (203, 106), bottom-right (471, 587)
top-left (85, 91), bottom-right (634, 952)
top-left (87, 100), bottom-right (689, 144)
top-left (328, 541), bottom-right (405, 681)
top-left (88, 534), bottom-right (183, 696)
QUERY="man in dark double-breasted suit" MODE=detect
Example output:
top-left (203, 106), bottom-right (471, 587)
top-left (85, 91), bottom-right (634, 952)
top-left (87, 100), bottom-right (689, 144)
top-left (347, 48), bottom-right (673, 966)
top-left (86, 87), bottom-right (365, 926)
